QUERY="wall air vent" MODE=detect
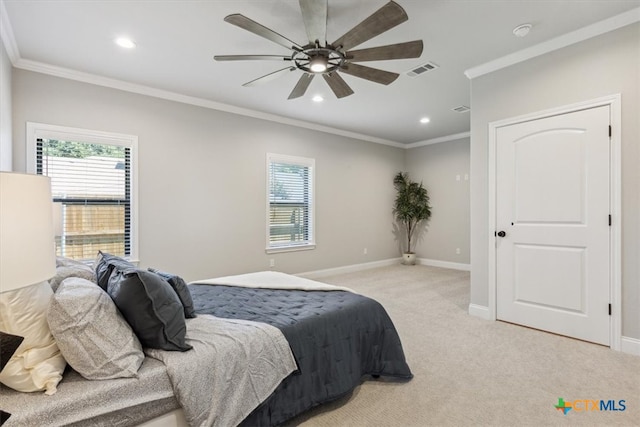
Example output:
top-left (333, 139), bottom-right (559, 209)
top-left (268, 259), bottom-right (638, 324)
top-left (452, 105), bottom-right (470, 113)
top-left (406, 61), bottom-right (439, 77)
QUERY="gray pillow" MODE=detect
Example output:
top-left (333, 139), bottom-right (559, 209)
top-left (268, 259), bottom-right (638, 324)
top-left (148, 268), bottom-right (196, 318)
top-left (47, 277), bottom-right (144, 380)
top-left (107, 269), bottom-right (192, 352)
top-left (49, 265), bottom-right (96, 292)
top-left (94, 251), bottom-right (135, 291)
top-left (56, 256), bottom-right (91, 269)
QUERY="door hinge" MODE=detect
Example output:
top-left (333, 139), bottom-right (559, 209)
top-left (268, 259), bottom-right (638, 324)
top-left (608, 304), bottom-right (612, 316)
top-left (608, 214), bottom-right (612, 226)
top-left (609, 125), bottom-right (612, 137)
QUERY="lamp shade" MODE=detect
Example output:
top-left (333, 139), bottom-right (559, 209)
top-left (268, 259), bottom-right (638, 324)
top-left (0, 172), bottom-right (56, 293)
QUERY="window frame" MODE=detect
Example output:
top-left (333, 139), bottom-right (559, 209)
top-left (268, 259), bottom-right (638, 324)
top-left (266, 153), bottom-right (316, 254)
top-left (26, 122), bottom-right (139, 262)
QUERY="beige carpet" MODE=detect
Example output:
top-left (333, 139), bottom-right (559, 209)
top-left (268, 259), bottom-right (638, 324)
top-left (284, 265), bottom-right (640, 427)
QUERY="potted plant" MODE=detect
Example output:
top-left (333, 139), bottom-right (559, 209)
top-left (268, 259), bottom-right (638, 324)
top-left (393, 172), bottom-right (432, 265)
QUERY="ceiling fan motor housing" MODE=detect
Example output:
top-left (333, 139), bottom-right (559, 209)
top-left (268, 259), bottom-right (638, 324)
top-left (293, 46), bottom-right (346, 74)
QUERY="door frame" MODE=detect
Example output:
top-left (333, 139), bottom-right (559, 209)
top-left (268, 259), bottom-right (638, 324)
top-left (487, 94), bottom-right (621, 350)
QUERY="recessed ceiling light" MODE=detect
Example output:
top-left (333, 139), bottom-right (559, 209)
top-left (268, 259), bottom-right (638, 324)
top-left (115, 37), bottom-right (136, 49)
top-left (420, 117), bottom-right (430, 124)
top-left (312, 95), bottom-right (324, 103)
top-left (512, 24), bottom-right (532, 38)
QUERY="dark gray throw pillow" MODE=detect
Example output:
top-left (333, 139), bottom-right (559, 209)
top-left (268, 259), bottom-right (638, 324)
top-left (0, 331), bottom-right (24, 371)
top-left (148, 268), bottom-right (196, 318)
top-left (94, 251), bottom-right (136, 291)
top-left (107, 268), bottom-right (192, 351)
top-left (1, 410), bottom-right (11, 425)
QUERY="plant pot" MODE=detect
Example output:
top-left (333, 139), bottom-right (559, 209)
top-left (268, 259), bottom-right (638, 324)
top-left (402, 253), bottom-right (417, 265)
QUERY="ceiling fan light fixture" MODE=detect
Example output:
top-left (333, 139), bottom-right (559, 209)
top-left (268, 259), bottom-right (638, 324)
top-left (309, 56), bottom-right (328, 73)
top-left (312, 95), bottom-right (324, 102)
top-left (217, 1), bottom-right (422, 99)
top-left (420, 117), bottom-right (430, 124)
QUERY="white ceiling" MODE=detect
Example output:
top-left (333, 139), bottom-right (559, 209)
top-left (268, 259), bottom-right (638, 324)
top-left (2, 1), bottom-right (639, 145)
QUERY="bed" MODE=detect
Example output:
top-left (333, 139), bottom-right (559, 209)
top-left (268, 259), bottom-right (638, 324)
top-left (0, 255), bottom-right (412, 427)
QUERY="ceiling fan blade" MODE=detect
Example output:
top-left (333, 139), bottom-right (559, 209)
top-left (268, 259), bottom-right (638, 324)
top-left (214, 55), bottom-right (291, 62)
top-left (288, 73), bottom-right (315, 99)
top-left (242, 67), bottom-right (296, 87)
top-left (331, 1), bottom-right (408, 52)
top-left (322, 72), bottom-right (354, 98)
top-left (340, 63), bottom-right (399, 85)
top-left (347, 40), bottom-right (423, 62)
top-left (299, 0), bottom-right (327, 44)
top-left (224, 14), bottom-right (303, 51)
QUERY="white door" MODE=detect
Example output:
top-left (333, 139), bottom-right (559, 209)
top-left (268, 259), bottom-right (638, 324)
top-left (496, 106), bottom-right (610, 345)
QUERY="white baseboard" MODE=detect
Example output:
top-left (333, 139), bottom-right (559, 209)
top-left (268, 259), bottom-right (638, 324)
top-left (621, 336), bottom-right (640, 356)
top-left (468, 303), bottom-right (491, 320)
top-left (298, 257), bottom-right (471, 279)
top-left (418, 258), bottom-right (471, 271)
top-left (297, 258), bottom-right (401, 279)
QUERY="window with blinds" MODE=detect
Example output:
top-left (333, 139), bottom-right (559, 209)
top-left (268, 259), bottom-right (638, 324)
top-left (267, 153), bottom-right (315, 252)
top-left (36, 138), bottom-right (132, 260)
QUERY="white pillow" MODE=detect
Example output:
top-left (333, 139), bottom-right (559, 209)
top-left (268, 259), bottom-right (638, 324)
top-left (47, 277), bottom-right (144, 379)
top-left (0, 281), bottom-right (67, 395)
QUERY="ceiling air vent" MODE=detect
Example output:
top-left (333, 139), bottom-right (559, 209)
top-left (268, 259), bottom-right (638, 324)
top-left (452, 105), bottom-right (470, 113)
top-left (406, 61), bottom-right (439, 77)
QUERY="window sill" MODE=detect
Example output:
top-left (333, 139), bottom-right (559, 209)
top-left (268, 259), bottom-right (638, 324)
top-left (266, 244), bottom-right (316, 254)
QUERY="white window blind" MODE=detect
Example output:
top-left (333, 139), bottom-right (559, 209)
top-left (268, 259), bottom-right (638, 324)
top-left (36, 138), bottom-right (132, 260)
top-left (267, 154), bottom-right (315, 252)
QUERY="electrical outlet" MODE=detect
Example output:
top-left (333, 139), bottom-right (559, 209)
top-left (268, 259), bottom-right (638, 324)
top-left (363, 248), bottom-right (368, 255)
top-left (269, 259), bottom-right (275, 267)
top-left (456, 248), bottom-right (461, 255)
top-left (456, 174), bottom-right (461, 181)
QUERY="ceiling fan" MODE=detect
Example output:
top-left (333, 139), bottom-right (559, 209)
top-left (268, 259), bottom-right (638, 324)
top-left (214, 0), bottom-right (423, 99)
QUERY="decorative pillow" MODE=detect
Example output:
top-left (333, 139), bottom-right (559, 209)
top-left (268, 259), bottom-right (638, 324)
top-left (107, 269), bottom-right (192, 351)
top-left (148, 268), bottom-right (196, 318)
top-left (1, 410), bottom-right (11, 424)
top-left (0, 281), bottom-right (66, 395)
top-left (56, 256), bottom-right (91, 269)
top-left (47, 277), bottom-right (144, 380)
top-left (49, 265), bottom-right (96, 292)
top-left (94, 251), bottom-right (135, 291)
top-left (0, 331), bottom-right (24, 371)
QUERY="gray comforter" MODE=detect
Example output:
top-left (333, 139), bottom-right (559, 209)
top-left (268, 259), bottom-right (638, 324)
top-left (189, 274), bottom-right (413, 426)
top-left (145, 315), bottom-right (297, 427)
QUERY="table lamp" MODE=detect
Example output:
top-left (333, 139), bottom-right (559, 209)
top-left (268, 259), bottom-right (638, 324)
top-left (0, 172), bottom-right (56, 293)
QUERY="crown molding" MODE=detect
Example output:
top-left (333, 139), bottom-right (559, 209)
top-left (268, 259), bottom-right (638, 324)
top-left (465, 7), bottom-right (640, 79)
top-left (13, 57), bottom-right (404, 148)
top-left (405, 131), bottom-right (470, 149)
top-left (0, 0), bottom-right (20, 63)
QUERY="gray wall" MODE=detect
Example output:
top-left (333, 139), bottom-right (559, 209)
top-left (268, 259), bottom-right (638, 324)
top-left (12, 70), bottom-right (405, 281)
top-left (0, 40), bottom-right (11, 171)
top-left (405, 138), bottom-right (470, 264)
top-left (470, 23), bottom-right (640, 339)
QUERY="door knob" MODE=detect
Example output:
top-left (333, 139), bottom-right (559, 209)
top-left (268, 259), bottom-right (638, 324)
top-left (497, 231), bottom-right (506, 237)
